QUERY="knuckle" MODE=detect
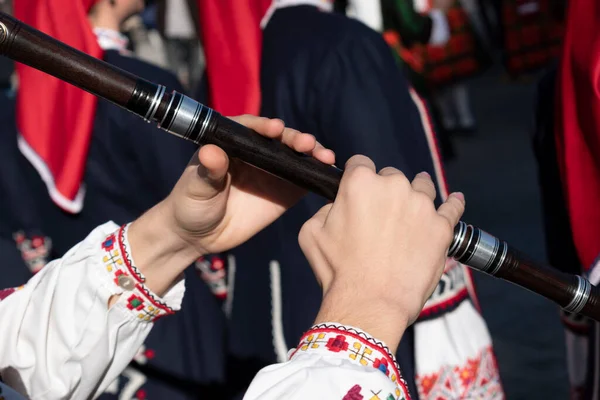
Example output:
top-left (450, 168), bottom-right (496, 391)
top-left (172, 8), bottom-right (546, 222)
top-left (413, 191), bottom-right (434, 208)
top-left (346, 164), bottom-right (375, 182)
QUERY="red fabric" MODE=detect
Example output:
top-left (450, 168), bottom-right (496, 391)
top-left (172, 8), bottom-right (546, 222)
top-left (14, 0), bottom-right (103, 213)
top-left (555, 1), bottom-right (600, 269)
top-left (196, 0), bottom-right (272, 116)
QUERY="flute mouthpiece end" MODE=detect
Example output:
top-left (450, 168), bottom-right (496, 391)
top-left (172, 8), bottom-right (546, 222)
top-left (0, 22), bottom-right (7, 44)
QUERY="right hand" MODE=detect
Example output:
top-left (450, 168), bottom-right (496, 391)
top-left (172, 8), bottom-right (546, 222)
top-left (298, 155), bottom-right (465, 351)
top-left (433, 0), bottom-right (454, 13)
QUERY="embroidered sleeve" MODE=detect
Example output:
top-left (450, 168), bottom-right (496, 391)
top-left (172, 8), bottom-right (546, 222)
top-left (244, 322), bottom-right (411, 400)
top-left (0, 222), bottom-right (184, 400)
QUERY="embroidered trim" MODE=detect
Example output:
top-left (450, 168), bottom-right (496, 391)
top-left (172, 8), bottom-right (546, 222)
top-left (194, 255), bottom-right (227, 299)
top-left (415, 346), bottom-right (503, 400)
top-left (290, 323), bottom-right (410, 400)
top-left (118, 225), bottom-right (145, 284)
top-left (94, 27), bottom-right (130, 51)
top-left (419, 260), bottom-right (469, 320)
top-left (101, 227), bottom-right (174, 321)
top-left (560, 310), bottom-right (590, 336)
top-left (13, 232), bottom-right (52, 274)
top-left (0, 286), bottom-right (24, 302)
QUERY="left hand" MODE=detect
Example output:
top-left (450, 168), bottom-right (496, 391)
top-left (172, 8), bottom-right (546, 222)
top-left (160, 115), bottom-right (335, 255)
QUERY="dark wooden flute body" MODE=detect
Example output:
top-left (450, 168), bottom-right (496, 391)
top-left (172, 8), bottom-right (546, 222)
top-left (1, 12), bottom-right (598, 321)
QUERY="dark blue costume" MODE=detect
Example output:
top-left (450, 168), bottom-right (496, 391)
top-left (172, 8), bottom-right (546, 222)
top-left (0, 88), bottom-right (37, 289)
top-left (23, 50), bottom-right (228, 399)
top-left (226, 6), bottom-right (443, 399)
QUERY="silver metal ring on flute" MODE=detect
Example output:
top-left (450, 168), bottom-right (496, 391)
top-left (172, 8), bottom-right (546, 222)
top-left (455, 224), bottom-right (475, 261)
top-left (144, 85), bottom-right (165, 122)
top-left (169, 95), bottom-right (202, 140)
top-left (0, 22), bottom-right (7, 44)
top-left (159, 90), bottom-right (177, 128)
top-left (198, 107), bottom-right (213, 141)
top-left (449, 221), bottom-right (466, 256)
top-left (564, 276), bottom-right (592, 315)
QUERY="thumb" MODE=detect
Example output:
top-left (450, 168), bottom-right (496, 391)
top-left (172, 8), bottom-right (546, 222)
top-left (186, 145), bottom-right (230, 199)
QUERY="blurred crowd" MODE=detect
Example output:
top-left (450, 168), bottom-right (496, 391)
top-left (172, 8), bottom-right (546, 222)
top-left (2, 0), bottom-right (593, 399)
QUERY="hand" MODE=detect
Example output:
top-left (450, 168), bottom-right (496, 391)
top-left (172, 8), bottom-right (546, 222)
top-left (128, 115), bottom-right (335, 295)
top-left (298, 155), bottom-right (465, 352)
top-left (164, 115), bottom-right (335, 254)
top-left (433, 0), bottom-right (453, 12)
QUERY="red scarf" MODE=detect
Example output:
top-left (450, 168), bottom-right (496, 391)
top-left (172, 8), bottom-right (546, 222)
top-left (15, 0), bottom-right (103, 213)
top-left (556, 1), bottom-right (600, 269)
top-left (196, 0), bottom-right (272, 116)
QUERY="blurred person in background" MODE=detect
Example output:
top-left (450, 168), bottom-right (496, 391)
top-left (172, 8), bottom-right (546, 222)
top-left (14, 0), bottom-right (229, 398)
top-left (197, 0), bottom-right (503, 398)
top-left (379, 0), bottom-right (455, 160)
top-left (499, 0), bottom-right (565, 81)
top-left (414, 0), bottom-right (491, 138)
top-left (157, 0), bottom-right (204, 91)
top-left (121, 1), bottom-right (170, 71)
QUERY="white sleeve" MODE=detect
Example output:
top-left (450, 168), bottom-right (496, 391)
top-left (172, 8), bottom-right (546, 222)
top-left (428, 9), bottom-right (451, 46)
top-left (0, 222), bottom-right (185, 400)
top-left (346, 0), bottom-right (384, 32)
top-left (244, 323), bottom-right (411, 400)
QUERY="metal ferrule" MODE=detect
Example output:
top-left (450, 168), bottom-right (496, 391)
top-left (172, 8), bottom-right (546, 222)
top-left (463, 229), bottom-right (500, 273)
top-left (160, 92), bottom-right (214, 144)
top-left (0, 22), bottom-right (7, 44)
top-left (564, 276), bottom-right (592, 314)
top-left (144, 84), bottom-right (166, 122)
top-left (449, 221), bottom-right (467, 257)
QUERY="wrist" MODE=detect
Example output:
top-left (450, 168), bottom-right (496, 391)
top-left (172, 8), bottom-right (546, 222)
top-left (128, 202), bottom-right (203, 296)
top-left (314, 287), bottom-right (409, 353)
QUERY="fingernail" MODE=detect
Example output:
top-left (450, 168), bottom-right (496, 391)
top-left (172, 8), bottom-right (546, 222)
top-left (417, 171), bottom-right (431, 178)
top-left (451, 192), bottom-right (465, 202)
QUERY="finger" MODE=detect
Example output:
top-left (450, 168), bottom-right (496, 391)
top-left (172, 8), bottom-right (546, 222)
top-left (228, 115), bottom-right (285, 139)
top-left (229, 115), bottom-right (336, 164)
top-left (279, 130), bottom-right (336, 166)
top-left (191, 145), bottom-right (230, 197)
top-left (378, 166), bottom-right (403, 176)
top-left (411, 172), bottom-right (436, 201)
top-left (304, 140), bottom-right (336, 165)
top-left (437, 192), bottom-right (466, 228)
top-left (344, 154), bottom-right (376, 173)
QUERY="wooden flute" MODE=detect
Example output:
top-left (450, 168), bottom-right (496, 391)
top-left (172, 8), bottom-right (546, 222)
top-left (0, 12), bottom-right (598, 321)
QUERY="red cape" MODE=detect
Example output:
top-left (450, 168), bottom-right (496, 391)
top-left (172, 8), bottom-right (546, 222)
top-left (556, 1), bottom-right (600, 269)
top-left (196, 0), bottom-right (272, 116)
top-left (15, 0), bottom-right (103, 213)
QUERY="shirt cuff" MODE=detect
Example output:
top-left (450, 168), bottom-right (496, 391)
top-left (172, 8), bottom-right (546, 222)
top-left (289, 322), bottom-right (410, 399)
top-left (429, 9), bottom-right (451, 46)
top-left (98, 223), bottom-right (185, 322)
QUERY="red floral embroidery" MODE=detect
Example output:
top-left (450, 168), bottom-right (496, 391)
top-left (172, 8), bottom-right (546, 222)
top-left (144, 349), bottom-right (155, 359)
top-left (135, 389), bottom-right (147, 400)
top-left (326, 334), bottom-right (349, 352)
top-left (343, 384), bottom-right (364, 400)
top-left (212, 257), bottom-right (225, 270)
top-left (102, 234), bottom-right (117, 251)
top-left (373, 357), bottom-right (390, 376)
top-left (126, 294), bottom-right (145, 311)
top-left (418, 373), bottom-right (438, 397)
top-left (416, 347), bottom-right (502, 399)
top-left (458, 358), bottom-right (478, 387)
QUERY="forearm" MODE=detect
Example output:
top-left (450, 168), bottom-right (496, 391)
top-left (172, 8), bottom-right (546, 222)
top-left (127, 201), bottom-right (201, 296)
top-left (314, 284), bottom-right (409, 354)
